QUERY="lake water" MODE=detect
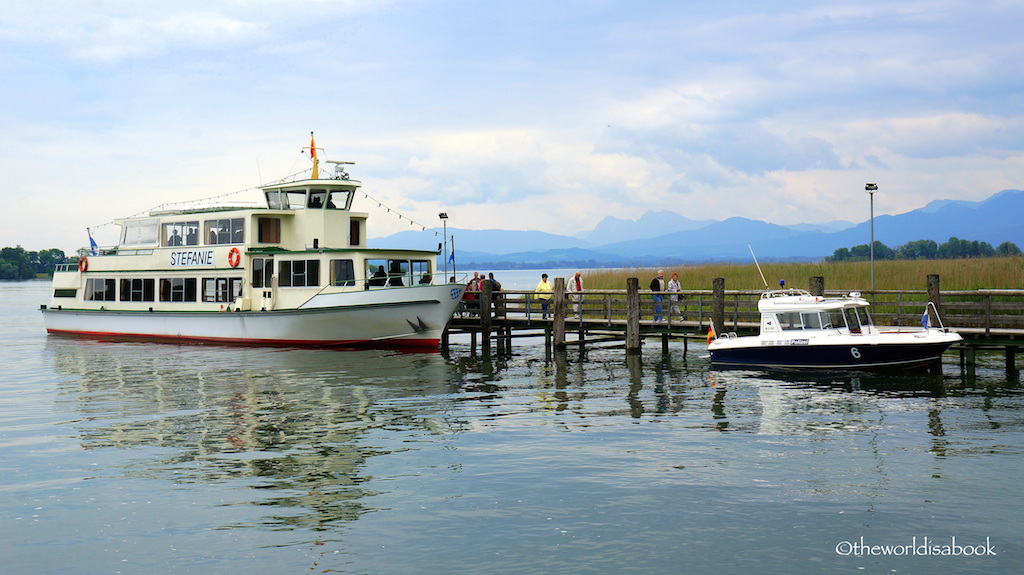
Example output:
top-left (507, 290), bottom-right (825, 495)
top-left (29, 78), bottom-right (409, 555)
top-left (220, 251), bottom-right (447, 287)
top-left (4, 280), bottom-right (1022, 574)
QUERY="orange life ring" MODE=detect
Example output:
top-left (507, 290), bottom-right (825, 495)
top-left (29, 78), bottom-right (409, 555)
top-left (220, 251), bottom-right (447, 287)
top-left (78, 257), bottom-right (88, 272)
top-left (227, 247), bottom-right (241, 267)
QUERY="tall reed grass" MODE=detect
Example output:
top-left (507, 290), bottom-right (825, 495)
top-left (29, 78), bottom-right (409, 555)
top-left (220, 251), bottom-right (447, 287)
top-left (583, 257), bottom-right (1024, 291)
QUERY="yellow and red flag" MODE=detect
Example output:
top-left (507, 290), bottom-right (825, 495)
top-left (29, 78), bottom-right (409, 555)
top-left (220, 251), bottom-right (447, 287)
top-left (307, 132), bottom-right (319, 179)
top-left (707, 323), bottom-right (716, 344)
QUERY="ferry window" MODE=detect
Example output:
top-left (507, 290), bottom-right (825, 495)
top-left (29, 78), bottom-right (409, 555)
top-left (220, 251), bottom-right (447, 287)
top-left (258, 218), bottom-right (281, 243)
top-left (328, 190), bottom-right (351, 210)
top-left (163, 222), bottom-right (199, 247)
top-left (160, 278), bottom-right (197, 302)
top-left (119, 278), bottom-right (155, 302)
top-left (349, 220), bottom-right (361, 246)
top-left (279, 259), bottom-right (320, 287)
top-left (387, 259), bottom-right (409, 287)
top-left (252, 258), bottom-right (274, 288)
top-left (330, 259), bottom-right (356, 286)
top-left (778, 312), bottom-right (803, 330)
top-left (824, 309), bottom-right (846, 330)
top-left (205, 218), bottom-right (244, 245)
top-left (265, 191), bottom-right (284, 210)
top-left (366, 259), bottom-right (388, 286)
top-left (801, 311), bottom-right (823, 329)
top-left (286, 191), bottom-right (306, 210)
top-left (121, 219), bottom-right (159, 247)
top-left (412, 260), bottom-right (432, 284)
top-left (203, 277), bottom-right (243, 303)
top-left (308, 190), bottom-right (327, 208)
top-left (86, 278), bottom-right (116, 301)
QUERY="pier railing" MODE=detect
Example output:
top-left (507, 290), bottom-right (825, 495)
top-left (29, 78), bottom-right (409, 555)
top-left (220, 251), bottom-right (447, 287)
top-left (457, 276), bottom-right (1024, 336)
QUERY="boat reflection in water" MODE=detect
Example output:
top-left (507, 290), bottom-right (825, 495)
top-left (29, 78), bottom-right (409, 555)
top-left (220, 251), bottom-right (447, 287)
top-left (709, 365), bottom-right (951, 396)
top-left (704, 364), bottom-right (971, 446)
top-left (47, 337), bottom-right (461, 530)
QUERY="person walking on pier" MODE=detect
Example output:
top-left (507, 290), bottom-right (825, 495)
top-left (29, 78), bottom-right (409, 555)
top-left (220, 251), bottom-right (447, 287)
top-left (535, 273), bottom-right (554, 319)
top-left (667, 272), bottom-right (682, 320)
top-left (650, 270), bottom-right (666, 322)
top-left (463, 272), bottom-right (480, 317)
top-left (568, 271), bottom-right (584, 319)
top-left (488, 272), bottom-right (504, 317)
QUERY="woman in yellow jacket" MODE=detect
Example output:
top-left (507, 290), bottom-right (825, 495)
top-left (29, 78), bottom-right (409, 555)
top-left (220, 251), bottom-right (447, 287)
top-left (535, 273), bottom-right (554, 318)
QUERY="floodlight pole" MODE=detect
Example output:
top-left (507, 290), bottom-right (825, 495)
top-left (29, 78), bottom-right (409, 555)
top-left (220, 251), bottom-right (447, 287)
top-left (439, 212), bottom-right (449, 280)
top-left (865, 183), bottom-right (878, 292)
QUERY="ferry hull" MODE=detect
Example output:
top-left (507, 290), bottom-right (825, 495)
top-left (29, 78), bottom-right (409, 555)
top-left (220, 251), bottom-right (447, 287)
top-left (709, 339), bottom-right (959, 372)
top-left (43, 285), bottom-right (464, 350)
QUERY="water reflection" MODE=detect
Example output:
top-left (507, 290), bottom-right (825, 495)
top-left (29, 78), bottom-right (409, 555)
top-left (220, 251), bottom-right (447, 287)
top-left (44, 334), bottom-right (1024, 540)
top-left (47, 338), bottom-right (463, 530)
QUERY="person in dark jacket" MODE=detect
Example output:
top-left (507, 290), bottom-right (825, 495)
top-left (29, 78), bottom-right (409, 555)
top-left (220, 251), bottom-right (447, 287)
top-left (650, 270), bottom-right (666, 322)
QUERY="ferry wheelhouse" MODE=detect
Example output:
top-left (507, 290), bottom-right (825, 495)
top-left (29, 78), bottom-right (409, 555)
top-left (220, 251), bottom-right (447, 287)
top-left (41, 148), bottom-right (464, 349)
top-left (708, 288), bottom-right (962, 372)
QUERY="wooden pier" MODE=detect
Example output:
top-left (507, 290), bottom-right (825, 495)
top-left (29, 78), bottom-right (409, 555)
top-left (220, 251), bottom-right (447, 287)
top-left (443, 275), bottom-right (1024, 375)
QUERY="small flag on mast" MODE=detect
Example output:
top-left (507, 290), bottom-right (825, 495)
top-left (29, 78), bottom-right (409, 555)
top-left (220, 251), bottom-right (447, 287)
top-left (87, 228), bottom-right (98, 256)
top-left (921, 309), bottom-right (930, 329)
top-left (307, 132), bottom-right (319, 179)
top-left (707, 323), bottom-right (716, 344)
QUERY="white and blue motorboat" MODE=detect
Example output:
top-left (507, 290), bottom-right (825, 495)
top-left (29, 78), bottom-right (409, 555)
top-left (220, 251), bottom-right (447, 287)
top-left (708, 288), bottom-right (962, 372)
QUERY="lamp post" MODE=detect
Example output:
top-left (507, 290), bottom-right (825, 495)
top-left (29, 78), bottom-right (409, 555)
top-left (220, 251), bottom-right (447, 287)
top-left (865, 183), bottom-right (878, 292)
top-left (439, 212), bottom-right (449, 281)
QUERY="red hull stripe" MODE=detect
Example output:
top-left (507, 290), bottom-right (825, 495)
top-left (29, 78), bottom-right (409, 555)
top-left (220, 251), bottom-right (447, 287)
top-left (46, 328), bottom-right (440, 350)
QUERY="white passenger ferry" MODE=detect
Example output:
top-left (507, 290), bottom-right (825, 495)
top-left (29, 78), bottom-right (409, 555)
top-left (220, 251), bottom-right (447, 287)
top-left (41, 143), bottom-right (464, 349)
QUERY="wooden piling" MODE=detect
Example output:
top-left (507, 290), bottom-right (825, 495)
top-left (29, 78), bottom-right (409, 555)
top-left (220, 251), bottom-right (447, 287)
top-left (809, 276), bottom-right (825, 297)
top-left (553, 277), bottom-right (567, 349)
top-left (927, 274), bottom-right (941, 327)
top-left (712, 277), bottom-right (725, 337)
top-left (481, 279), bottom-right (493, 355)
top-left (626, 277), bottom-right (641, 354)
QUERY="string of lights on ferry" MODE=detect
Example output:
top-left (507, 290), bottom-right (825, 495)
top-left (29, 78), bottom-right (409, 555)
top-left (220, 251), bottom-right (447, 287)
top-left (85, 164), bottom-right (440, 238)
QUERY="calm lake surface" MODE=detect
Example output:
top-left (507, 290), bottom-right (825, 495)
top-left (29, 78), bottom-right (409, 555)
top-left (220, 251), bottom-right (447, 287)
top-left (3, 280), bottom-right (1022, 574)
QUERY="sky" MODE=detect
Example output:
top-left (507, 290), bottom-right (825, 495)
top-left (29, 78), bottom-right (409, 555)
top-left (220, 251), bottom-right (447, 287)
top-left (2, 0), bottom-right (1023, 254)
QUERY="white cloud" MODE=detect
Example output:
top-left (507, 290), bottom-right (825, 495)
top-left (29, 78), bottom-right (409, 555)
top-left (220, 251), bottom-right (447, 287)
top-left (3, 0), bottom-right (1024, 252)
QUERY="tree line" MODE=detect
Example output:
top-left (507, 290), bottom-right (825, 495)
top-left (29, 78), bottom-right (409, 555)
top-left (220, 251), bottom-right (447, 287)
top-left (827, 236), bottom-right (1022, 262)
top-left (0, 246), bottom-right (71, 280)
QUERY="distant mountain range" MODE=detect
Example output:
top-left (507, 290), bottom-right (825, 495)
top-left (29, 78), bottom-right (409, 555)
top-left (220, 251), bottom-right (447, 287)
top-left (371, 189), bottom-right (1024, 268)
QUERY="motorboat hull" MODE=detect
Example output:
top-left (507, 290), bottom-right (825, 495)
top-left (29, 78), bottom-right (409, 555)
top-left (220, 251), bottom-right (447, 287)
top-left (709, 336), bottom-right (960, 372)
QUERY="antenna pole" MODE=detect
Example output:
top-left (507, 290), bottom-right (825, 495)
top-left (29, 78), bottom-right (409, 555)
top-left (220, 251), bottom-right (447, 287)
top-left (749, 245), bottom-right (769, 289)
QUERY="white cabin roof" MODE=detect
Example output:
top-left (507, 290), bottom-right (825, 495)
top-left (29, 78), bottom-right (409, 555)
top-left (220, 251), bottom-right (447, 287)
top-left (757, 290), bottom-right (869, 313)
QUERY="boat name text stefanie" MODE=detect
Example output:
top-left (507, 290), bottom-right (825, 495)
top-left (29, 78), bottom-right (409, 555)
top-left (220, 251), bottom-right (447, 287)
top-left (169, 250), bottom-right (216, 267)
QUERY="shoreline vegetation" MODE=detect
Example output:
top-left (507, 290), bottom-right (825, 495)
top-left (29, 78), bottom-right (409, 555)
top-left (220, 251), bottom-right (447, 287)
top-left (582, 257), bottom-right (1024, 291)
top-left (4, 244), bottom-right (1021, 291)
